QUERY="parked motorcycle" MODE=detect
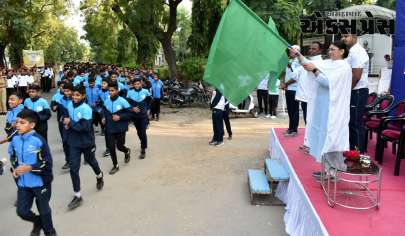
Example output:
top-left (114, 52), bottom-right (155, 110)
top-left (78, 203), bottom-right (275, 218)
top-left (161, 80), bottom-right (184, 105)
top-left (168, 82), bottom-right (210, 108)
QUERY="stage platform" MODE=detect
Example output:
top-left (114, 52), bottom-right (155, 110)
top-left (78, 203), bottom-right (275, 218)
top-left (269, 128), bottom-right (405, 236)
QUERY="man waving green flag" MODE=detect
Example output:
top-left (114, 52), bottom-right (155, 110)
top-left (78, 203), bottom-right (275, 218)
top-left (204, 0), bottom-right (289, 105)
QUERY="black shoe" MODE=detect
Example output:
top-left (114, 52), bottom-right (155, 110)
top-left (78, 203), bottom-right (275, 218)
top-left (124, 148), bottom-right (131, 163)
top-left (45, 233), bottom-right (58, 236)
top-left (109, 166), bottom-right (119, 175)
top-left (30, 221), bottom-right (41, 236)
top-left (312, 171), bottom-right (322, 178)
top-left (68, 196), bottom-right (82, 210)
top-left (103, 150), bottom-right (110, 157)
top-left (139, 149), bottom-right (146, 159)
top-left (61, 162), bottom-right (70, 170)
top-left (284, 131), bottom-right (298, 137)
top-left (96, 172), bottom-right (104, 190)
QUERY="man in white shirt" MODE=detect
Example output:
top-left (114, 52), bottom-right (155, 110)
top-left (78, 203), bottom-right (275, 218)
top-left (295, 42), bottom-right (324, 151)
top-left (257, 76), bottom-right (269, 117)
top-left (295, 42), bottom-right (323, 124)
top-left (42, 66), bottom-right (53, 93)
top-left (210, 89), bottom-right (226, 147)
top-left (17, 69), bottom-right (34, 99)
top-left (342, 34), bottom-right (369, 153)
top-left (281, 45), bottom-right (302, 137)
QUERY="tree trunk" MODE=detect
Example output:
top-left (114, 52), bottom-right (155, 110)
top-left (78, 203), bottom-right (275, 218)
top-left (160, 36), bottom-right (178, 80)
top-left (0, 43), bottom-right (6, 68)
top-left (157, 0), bottom-right (182, 80)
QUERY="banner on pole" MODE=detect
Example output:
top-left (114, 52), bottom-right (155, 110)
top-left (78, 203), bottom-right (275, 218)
top-left (23, 50), bottom-right (45, 68)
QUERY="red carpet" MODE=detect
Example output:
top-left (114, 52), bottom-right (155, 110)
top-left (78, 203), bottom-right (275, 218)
top-left (275, 128), bottom-right (405, 236)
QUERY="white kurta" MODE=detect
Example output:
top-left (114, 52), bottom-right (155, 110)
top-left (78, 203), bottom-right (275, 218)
top-left (308, 59), bottom-right (352, 166)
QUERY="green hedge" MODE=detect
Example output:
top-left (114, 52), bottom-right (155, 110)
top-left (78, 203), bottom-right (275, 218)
top-left (178, 57), bottom-right (207, 82)
top-left (156, 57), bottom-right (207, 81)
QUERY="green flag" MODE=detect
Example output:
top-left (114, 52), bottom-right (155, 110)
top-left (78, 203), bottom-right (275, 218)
top-left (267, 16), bottom-right (279, 34)
top-left (203, 0), bottom-right (289, 105)
top-left (267, 16), bottom-right (288, 93)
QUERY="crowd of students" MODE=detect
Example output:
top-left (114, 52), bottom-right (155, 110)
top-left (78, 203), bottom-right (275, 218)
top-left (3, 63), bottom-right (165, 236)
top-left (0, 66), bottom-right (55, 112)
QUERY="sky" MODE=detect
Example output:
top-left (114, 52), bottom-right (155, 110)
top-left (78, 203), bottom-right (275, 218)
top-left (64, 0), bottom-right (193, 42)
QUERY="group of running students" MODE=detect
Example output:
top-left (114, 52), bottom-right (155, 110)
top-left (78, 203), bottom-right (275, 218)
top-left (4, 64), bottom-right (164, 236)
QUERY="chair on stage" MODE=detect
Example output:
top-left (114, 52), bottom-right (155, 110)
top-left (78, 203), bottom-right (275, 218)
top-left (363, 92), bottom-right (379, 123)
top-left (375, 121), bottom-right (405, 175)
top-left (374, 100), bottom-right (405, 175)
top-left (366, 92), bottom-right (378, 109)
top-left (364, 95), bottom-right (395, 151)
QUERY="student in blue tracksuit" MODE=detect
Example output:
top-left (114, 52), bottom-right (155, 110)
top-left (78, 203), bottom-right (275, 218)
top-left (102, 81), bottom-right (132, 175)
top-left (62, 85), bottom-right (104, 210)
top-left (24, 84), bottom-right (51, 141)
top-left (85, 76), bottom-right (102, 130)
top-left (109, 72), bottom-right (126, 96)
top-left (150, 74), bottom-right (164, 121)
top-left (127, 78), bottom-right (151, 159)
top-left (55, 82), bottom-right (73, 170)
top-left (98, 78), bottom-right (110, 156)
top-left (5, 93), bottom-right (24, 137)
top-left (9, 109), bottom-right (57, 236)
top-left (50, 81), bottom-right (65, 115)
top-left (50, 81), bottom-right (65, 140)
top-left (72, 70), bottom-right (86, 86)
top-left (95, 73), bottom-right (103, 88)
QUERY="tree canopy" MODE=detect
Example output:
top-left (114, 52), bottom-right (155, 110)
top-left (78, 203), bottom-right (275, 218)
top-left (1, 0), bottom-right (394, 72)
top-left (0, 0), bottom-right (87, 68)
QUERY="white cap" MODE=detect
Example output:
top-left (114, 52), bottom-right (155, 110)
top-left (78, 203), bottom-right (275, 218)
top-left (291, 45), bottom-right (301, 51)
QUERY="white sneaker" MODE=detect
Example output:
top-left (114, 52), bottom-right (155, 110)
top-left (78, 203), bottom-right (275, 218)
top-left (265, 114), bottom-right (271, 118)
top-left (215, 141), bottom-right (224, 147)
top-left (271, 116), bottom-right (277, 119)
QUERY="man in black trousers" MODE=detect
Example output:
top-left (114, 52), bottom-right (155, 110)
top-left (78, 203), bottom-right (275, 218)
top-left (210, 89), bottom-right (226, 147)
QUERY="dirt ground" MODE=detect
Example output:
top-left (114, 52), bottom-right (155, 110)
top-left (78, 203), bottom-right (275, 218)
top-left (0, 103), bottom-right (291, 236)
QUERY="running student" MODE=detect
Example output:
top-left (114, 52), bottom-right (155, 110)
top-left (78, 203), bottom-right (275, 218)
top-left (97, 78), bottom-right (110, 156)
top-left (24, 84), bottom-right (51, 141)
top-left (54, 82), bottom-right (73, 170)
top-left (150, 74), bottom-right (163, 121)
top-left (63, 85), bottom-right (104, 210)
top-left (10, 109), bottom-right (57, 236)
top-left (85, 76), bottom-right (102, 132)
top-left (127, 78), bottom-right (150, 159)
top-left (5, 93), bottom-right (24, 137)
top-left (102, 81), bottom-right (132, 175)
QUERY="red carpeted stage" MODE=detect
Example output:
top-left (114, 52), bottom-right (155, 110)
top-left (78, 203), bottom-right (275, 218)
top-left (270, 128), bottom-right (405, 236)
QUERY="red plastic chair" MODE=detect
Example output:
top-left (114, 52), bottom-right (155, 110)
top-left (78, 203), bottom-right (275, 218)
top-left (375, 117), bottom-right (405, 175)
top-left (363, 92), bottom-right (380, 123)
top-left (364, 95), bottom-right (395, 151)
top-left (366, 92), bottom-right (378, 108)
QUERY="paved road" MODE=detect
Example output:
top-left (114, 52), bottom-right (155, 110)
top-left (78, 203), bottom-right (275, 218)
top-left (0, 93), bottom-right (289, 236)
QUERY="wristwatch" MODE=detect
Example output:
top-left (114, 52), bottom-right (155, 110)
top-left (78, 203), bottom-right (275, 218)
top-left (312, 68), bottom-right (318, 74)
